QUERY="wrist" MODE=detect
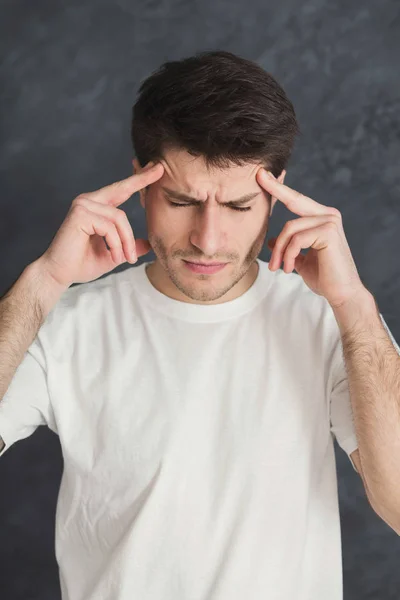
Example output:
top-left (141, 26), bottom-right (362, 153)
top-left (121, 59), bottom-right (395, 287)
top-left (24, 259), bottom-right (68, 321)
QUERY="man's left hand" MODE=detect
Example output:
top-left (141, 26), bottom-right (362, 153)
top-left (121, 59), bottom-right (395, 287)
top-left (256, 168), bottom-right (367, 309)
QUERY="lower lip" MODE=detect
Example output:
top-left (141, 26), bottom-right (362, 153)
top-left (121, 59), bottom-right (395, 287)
top-left (183, 261), bottom-right (228, 274)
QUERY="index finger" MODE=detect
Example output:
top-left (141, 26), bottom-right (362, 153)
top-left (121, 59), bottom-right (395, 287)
top-left (256, 168), bottom-right (327, 217)
top-left (90, 162), bottom-right (165, 207)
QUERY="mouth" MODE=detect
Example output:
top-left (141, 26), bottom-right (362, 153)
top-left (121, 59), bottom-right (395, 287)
top-left (183, 260), bottom-right (228, 274)
top-left (184, 261), bottom-right (227, 266)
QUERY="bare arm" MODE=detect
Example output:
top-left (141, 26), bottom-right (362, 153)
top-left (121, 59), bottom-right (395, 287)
top-left (0, 259), bottom-right (67, 405)
top-left (332, 289), bottom-right (400, 535)
top-left (0, 162), bottom-right (165, 452)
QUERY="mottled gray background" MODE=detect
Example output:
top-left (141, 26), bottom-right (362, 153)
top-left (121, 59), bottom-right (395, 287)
top-left (0, 0), bottom-right (399, 598)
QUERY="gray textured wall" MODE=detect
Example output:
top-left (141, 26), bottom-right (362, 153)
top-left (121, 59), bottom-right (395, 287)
top-left (0, 1), bottom-right (399, 598)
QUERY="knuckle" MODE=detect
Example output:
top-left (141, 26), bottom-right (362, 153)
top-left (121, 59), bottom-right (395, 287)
top-left (117, 209), bottom-right (135, 237)
top-left (113, 179), bottom-right (128, 192)
top-left (283, 220), bottom-right (295, 233)
top-left (107, 222), bottom-right (121, 241)
top-left (325, 221), bottom-right (337, 232)
top-left (73, 193), bottom-right (89, 205)
top-left (72, 203), bottom-right (89, 217)
top-left (106, 217), bottom-right (118, 230)
top-left (115, 207), bottom-right (128, 224)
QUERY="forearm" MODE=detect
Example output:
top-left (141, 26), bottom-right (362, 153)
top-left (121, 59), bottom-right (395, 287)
top-left (0, 259), bottom-right (66, 402)
top-left (332, 289), bottom-right (400, 514)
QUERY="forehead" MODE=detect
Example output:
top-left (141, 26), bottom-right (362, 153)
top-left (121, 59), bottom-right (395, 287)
top-left (158, 148), bottom-right (262, 194)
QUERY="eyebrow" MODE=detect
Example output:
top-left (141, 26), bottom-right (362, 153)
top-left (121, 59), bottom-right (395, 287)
top-left (161, 186), bottom-right (261, 206)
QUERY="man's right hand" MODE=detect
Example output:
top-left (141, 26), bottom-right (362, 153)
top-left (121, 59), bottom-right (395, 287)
top-left (37, 161), bottom-right (164, 289)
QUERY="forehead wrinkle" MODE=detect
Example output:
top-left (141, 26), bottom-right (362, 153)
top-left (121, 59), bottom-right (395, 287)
top-left (158, 152), bottom-right (264, 204)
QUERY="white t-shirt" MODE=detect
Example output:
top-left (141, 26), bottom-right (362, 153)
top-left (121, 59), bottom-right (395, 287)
top-left (1, 258), bottom-right (398, 600)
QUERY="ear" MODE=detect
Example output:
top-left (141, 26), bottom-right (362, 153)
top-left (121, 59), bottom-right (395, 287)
top-left (132, 157), bottom-right (147, 209)
top-left (270, 169), bottom-right (286, 216)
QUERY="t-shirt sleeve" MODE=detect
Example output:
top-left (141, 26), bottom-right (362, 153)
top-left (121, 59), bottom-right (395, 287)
top-left (0, 333), bottom-right (57, 458)
top-left (329, 312), bottom-right (400, 473)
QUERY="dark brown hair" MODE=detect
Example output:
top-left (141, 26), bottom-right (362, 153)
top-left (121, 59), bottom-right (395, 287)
top-left (131, 50), bottom-right (300, 177)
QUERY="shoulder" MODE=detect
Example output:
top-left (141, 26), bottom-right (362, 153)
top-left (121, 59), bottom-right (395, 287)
top-left (38, 268), bottom-right (131, 351)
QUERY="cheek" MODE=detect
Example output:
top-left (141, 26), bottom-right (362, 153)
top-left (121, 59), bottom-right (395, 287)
top-left (146, 197), bottom-right (168, 223)
top-left (146, 203), bottom-right (186, 238)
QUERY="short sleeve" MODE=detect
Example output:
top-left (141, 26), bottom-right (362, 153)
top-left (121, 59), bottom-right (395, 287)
top-left (0, 334), bottom-right (57, 458)
top-left (329, 346), bottom-right (359, 472)
top-left (329, 312), bottom-right (400, 472)
top-left (379, 313), bottom-right (400, 355)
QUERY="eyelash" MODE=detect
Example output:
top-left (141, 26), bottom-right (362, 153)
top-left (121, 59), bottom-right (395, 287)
top-left (168, 201), bottom-right (251, 212)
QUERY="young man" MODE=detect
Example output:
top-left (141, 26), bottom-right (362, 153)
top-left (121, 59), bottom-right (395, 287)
top-left (1, 50), bottom-right (399, 600)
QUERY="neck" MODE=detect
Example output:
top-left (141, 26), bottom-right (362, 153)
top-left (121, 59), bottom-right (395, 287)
top-left (145, 259), bottom-right (260, 305)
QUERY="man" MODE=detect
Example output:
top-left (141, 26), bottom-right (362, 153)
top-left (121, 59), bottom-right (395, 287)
top-left (0, 50), bottom-right (399, 600)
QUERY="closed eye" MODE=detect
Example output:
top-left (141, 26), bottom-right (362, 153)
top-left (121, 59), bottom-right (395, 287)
top-left (167, 201), bottom-right (251, 212)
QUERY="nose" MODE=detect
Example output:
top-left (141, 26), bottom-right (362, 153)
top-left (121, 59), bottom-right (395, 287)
top-left (189, 204), bottom-right (228, 257)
